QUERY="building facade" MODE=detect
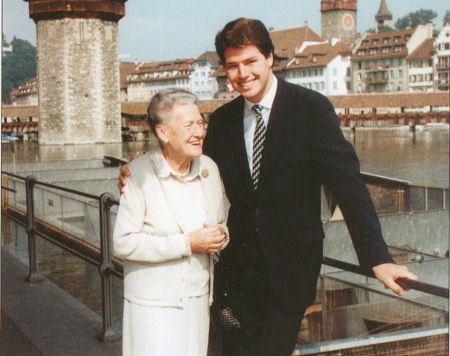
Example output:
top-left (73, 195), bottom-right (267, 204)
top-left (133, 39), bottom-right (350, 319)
top-left (352, 24), bottom-right (434, 93)
top-left (127, 59), bottom-right (193, 102)
top-left (189, 51), bottom-right (220, 99)
top-left (407, 39), bottom-right (434, 92)
top-left (434, 24), bottom-right (450, 92)
top-left (285, 40), bottom-right (352, 95)
top-left (10, 77), bottom-right (38, 105)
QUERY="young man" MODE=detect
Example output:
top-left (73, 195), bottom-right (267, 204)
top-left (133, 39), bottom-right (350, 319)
top-left (119, 18), bottom-right (417, 356)
top-left (202, 18), bottom-right (417, 356)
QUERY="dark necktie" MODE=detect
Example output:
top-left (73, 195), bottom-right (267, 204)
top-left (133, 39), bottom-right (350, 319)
top-left (251, 104), bottom-right (266, 189)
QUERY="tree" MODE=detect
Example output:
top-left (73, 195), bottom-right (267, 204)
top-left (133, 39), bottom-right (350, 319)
top-left (444, 10), bottom-right (450, 26)
top-left (367, 25), bottom-right (395, 33)
top-left (1, 38), bottom-right (37, 103)
top-left (395, 9), bottom-right (437, 30)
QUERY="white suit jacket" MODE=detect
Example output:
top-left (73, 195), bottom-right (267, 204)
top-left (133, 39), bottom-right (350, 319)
top-left (113, 147), bottom-right (229, 307)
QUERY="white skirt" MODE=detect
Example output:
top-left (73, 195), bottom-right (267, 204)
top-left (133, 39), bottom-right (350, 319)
top-left (122, 294), bottom-right (210, 356)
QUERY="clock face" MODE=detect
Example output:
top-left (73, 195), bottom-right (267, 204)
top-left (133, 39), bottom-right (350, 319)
top-left (342, 13), bottom-right (355, 30)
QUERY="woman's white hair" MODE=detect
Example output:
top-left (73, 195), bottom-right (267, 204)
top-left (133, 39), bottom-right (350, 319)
top-left (147, 88), bottom-right (198, 135)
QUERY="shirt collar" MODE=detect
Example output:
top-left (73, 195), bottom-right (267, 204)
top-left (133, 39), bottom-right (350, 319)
top-left (151, 146), bottom-right (201, 182)
top-left (244, 74), bottom-right (278, 112)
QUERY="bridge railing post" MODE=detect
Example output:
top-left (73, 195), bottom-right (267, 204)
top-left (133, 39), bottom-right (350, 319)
top-left (25, 175), bottom-right (43, 282)
top-left (98, 193), bottom-right (120, 342)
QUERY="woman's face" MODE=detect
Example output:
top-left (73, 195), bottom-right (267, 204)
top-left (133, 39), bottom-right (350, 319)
top-left (158, 103), bottom-right (205, 161)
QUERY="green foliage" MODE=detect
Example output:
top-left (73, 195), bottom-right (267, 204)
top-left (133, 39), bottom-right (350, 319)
top-left (394, 9), bottom-right (437, 30)
top-left (378, 25), bottom-right (395, 32)
top-left (2, 38), bottom-right (37, 103)
top-left (366, 25), bottom-right (394, 34)
top-left (444, 10), bottom-right (450, 26)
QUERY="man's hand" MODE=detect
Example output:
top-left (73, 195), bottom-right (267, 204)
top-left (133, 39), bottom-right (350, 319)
top-left (117, 155), bottom-right (137, 195)
top-left (372, 263), bottom-right (418, 296)
top-left (188, 223), bottom-right (227, 254)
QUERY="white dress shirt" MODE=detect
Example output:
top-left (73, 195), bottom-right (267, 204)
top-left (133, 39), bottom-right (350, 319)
top-left (243, 75), bottom-right (278, 173)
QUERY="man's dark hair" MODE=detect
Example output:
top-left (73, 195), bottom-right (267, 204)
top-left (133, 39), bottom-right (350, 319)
top-left (215, 18), bottom-right (275, 64)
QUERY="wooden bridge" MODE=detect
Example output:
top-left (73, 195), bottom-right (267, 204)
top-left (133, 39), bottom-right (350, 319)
top-left (3, 92), bottom-right (448, 138)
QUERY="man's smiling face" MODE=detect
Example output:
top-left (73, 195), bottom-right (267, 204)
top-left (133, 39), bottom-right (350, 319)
top-left (224, 45), bottom-right (274, 103)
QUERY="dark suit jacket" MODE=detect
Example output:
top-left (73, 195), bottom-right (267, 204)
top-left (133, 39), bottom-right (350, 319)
top-left (204, 78), bottom-right (393, 312)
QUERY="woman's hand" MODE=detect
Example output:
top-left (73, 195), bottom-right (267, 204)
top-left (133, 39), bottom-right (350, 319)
top-left (188, 223), bottom-right (227, 253)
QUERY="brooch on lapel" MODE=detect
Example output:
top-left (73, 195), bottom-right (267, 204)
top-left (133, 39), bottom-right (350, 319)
top-left (201, 169), bottom-right (209, 178)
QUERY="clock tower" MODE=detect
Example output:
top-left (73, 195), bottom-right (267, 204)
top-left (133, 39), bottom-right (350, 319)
top-left (321, 0), bottom-right (357, 45)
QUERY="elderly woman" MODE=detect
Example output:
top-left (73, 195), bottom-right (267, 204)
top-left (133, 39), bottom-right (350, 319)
top-left (113, 88), bottom-right (229, 356)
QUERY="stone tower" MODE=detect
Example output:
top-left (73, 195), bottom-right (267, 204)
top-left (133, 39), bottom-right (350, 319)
top-left (321, 0), bottom-right (357, 45)
top-left (25, 0), bottom-right (126, 145)
top-left (375, 0), bottom-right (393, 32)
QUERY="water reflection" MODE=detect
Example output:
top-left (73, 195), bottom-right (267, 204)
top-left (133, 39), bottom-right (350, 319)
top-left (343, 127), bottom-right (448, 188)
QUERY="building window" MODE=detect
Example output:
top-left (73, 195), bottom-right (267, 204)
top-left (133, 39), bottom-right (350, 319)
top-left (333, 81), bottom-right (337, 90)
top-left (332, 68), bottom-right (337, 76)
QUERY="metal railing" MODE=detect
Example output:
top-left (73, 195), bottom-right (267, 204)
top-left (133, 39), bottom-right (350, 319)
top-left (2, 172), bottom-right (121, 341)
top-left (1, 171), bottom-right (448, 343)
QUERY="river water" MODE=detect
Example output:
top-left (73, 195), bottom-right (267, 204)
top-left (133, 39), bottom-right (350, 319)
top-left (2, 125), bottom-right (449, 332)
top-left (2, 125), bottom-right (448, 188)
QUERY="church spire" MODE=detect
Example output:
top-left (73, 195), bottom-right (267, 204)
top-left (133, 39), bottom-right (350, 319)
top-left (375, 0), bottom-right (393, 31)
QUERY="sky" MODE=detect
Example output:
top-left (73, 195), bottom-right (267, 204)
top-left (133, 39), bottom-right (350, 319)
top-left (2, 0), bottom-right (449, 62)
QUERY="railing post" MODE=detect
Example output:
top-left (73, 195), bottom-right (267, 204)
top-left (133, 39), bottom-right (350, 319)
top-left (98, 193), bottom-right (120, 342)
top-left (320, 275), bottom-right (329, 341)
top-left (25, 175), bottom-right (43, 282)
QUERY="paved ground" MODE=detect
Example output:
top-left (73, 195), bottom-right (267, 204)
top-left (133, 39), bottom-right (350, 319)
top-left (1, 250), bottom-right (122, 356)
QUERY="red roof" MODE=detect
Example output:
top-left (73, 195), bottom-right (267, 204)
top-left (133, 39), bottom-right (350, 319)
top-left (408, 38), bottom-right (434, 60)
top-left (353, 28), bottom-right (415, 60)
top-left (269, 26), bottom-right (323, 57)
top-left (288, 41), bottom-right (352, 69)
top-left (127, 58), bottom-right (194, 83)
top-left (120, 62), bottom-right (137, 89)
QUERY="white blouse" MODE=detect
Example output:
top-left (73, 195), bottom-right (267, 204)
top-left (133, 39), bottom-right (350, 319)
top-left (161, 162), bottom-right (210, 297)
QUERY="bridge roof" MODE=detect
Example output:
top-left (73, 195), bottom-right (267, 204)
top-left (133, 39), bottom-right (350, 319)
top-left (329, 92), bottom-right (448, 108)
top-left (2, 105), bottom-right (38, 118)
top-left (3, 92), bottom-right (448, 119)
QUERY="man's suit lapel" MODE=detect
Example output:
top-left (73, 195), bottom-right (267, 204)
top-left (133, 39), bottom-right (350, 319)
top-left (227, 97), bottom-right (255, 194)
top-left (258, 79), bottom-right (288, 198)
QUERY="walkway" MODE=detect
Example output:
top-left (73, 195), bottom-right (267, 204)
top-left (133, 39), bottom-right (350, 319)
top-left (1, 250), bottom-right (122, 355)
